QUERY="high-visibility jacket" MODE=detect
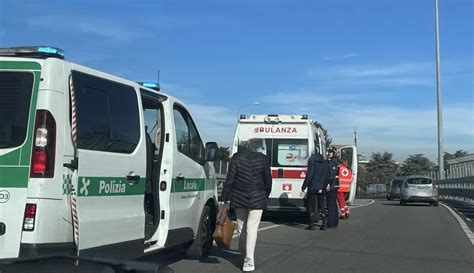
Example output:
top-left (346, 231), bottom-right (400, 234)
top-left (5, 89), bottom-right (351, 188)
top-left (338, 163), bottom-right (352, 193)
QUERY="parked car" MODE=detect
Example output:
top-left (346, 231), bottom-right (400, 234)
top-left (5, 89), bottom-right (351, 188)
top-left (386, 177), bottom-right (404, 200)
top-left (400, 175), bottom-right (439, 206)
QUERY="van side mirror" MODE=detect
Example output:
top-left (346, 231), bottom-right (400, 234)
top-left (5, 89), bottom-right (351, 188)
top-left (205, 142), bottom-right (218, 162)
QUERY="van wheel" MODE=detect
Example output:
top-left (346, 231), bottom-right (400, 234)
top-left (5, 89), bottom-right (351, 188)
top-left (432, 201), bottom-right (439, 207)
top-left (186, 206), bottom-right (212, 257)
top-left (400, 200), bottom-right (406, 206)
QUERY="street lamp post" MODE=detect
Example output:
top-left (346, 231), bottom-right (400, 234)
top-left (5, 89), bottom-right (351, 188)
top-left (435, 0), bottom-right (445, 180)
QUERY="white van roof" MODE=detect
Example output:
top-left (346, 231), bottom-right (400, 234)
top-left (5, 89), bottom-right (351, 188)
top-left (239, 114), bottom-right (312, 124)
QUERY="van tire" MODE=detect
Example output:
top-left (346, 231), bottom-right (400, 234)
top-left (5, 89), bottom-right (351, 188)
top-left (186, 205), bottom-right (212, 257)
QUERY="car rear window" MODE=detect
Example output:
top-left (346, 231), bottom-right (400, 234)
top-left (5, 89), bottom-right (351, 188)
top-left (391, 180), bottom-right (402, 187)
top-left (0, 71), bottom-right (34, 149)
top-left (407, 178), bottom-right (432, 185)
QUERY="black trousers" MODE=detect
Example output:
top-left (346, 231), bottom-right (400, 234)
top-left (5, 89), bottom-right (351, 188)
top-left (326, 189), bottom-right (339, 227)
top-left (307, 190), bottom-right (326, 226)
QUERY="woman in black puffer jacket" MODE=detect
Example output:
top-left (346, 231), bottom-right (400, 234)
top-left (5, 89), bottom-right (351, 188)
top-left (221, 139), bottom-right (272, 272)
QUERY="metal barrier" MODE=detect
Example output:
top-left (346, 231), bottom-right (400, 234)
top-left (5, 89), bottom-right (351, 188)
top-left (437, 176), bottom-right (474, 205)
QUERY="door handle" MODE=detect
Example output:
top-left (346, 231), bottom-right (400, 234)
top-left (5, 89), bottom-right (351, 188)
top-left (176, 173), bottom-right (185, 183)
top-left (126, 171), bottom-right (141, 185)
top-left (278, 169), bottom-right (284, 178)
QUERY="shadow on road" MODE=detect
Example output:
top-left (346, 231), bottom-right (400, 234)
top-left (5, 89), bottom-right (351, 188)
top-left (140, 242), bottom-right (243, 271)
top-left (381, 202), bottom-right (432, 207)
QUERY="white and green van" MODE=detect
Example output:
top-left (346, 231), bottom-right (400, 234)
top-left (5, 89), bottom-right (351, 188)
top-left (0, 46), bottom-right (219, 260)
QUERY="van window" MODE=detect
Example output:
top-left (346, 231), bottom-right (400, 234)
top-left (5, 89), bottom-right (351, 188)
top-left (173, 106), bottom-right (204, 164)
top-left (72, 71), bottom-right (140, 154)
top-left (0, 72), bottom-right (34, 149)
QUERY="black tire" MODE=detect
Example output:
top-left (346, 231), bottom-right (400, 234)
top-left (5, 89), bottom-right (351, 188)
top-left (400, 200), bottom-right (406, 206)
top-left (433, 201), bottom-right (439, 207)
top-left (387, 196), bottom-right (392, 201)
top-left (186, 206), bottom-right (213, 257)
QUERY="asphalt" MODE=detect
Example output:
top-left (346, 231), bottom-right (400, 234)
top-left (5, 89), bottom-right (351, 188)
top-left (2, 199), bottom-right (473, 273)
top-left (142, 199), bottom-right (474, 273)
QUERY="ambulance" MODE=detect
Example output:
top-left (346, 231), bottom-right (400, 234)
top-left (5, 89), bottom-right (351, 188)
top-left (231, 114), bottom-right (358, 211)
top-left (0, 46), bottom-right (219, 260)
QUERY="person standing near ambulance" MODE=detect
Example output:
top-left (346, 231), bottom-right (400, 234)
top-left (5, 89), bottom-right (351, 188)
top-left (337, 161), bottom-right (352, 219)
top-left (221, 139), bottom-right (272, 272)
top-left (301, 149), bottom-right (330, 231)
top-left (326, 147), bottom-right (340, 228)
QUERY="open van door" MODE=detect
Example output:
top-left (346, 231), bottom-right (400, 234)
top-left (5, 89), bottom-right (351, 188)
top-left (0, 63), bottom-right (40, 259)
top-left (70, 71), bottom-right (146, 257)
top-left (339, 146), bottom-right (358, 205)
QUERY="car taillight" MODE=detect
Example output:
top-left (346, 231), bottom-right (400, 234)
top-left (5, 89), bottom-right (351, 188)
top-left (30, 110), bottom-right (56, 178)
top-left (432, 181), bottom-right (438, 188)
top-left (23, 203), bottom-right (37, 231)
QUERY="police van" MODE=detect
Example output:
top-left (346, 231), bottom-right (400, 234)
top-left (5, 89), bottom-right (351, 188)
top-left (231, 114), bottom-right (357, 211)
top-left (0, 46), bottom-right (219, 260)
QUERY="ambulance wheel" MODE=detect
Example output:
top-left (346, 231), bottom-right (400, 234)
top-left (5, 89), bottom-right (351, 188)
top-left (186, 205), bottom-right (212, 257)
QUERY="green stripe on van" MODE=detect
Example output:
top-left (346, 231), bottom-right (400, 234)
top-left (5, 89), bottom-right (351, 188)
top-left (171, 178), bottom-right (215, 193)
top-left (0, 61), bottom-right (41, 70)
top-left (0, 167), bottom-right (29, 188)
top-left (77, 177), bottom-right (146, 197)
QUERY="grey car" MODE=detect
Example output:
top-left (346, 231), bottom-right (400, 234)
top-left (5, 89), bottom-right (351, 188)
top-left (387, 177), bottom-right (403, 200)
top-left (400, 175), bottom-right (439, 206)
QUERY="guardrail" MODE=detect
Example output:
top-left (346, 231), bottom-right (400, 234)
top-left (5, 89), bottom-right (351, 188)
top-left (438, 176), bottom-right (474, 205)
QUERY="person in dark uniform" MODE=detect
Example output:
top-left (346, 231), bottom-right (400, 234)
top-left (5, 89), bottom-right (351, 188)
top-left (301, 150), bottom-right (330, 231)
top-left (326, 146), bottom-right (340, 229)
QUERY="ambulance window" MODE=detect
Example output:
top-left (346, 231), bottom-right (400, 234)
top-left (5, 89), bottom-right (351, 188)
top-left (72, 71), bottom-right (140, 154)
top-left (272, 139), bottom-right (308, 167)
top-left (0, 72), bottom-right (34, 149)
top-left (340, 148), bottom-right (354, 170)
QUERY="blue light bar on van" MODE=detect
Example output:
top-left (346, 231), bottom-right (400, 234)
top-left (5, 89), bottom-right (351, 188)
top-left (138, 82), bottom-right (160, 91)
top-left (0, 46), bottom-right (65, 59)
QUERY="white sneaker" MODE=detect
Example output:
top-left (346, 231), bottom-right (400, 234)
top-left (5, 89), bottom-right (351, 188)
top-left (243, 258), bottom-right (255, 271)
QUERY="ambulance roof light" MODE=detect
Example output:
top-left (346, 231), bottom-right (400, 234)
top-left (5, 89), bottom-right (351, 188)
top-left (302, 114), bottom-right (308, 120)
top-left (138, 82), bottom-right (160, 91)
top-left (0, 46), bottom-right (65, 59)
top-left (240, 114), bottom-right (246, 120)
top-left (265, 115), bottom-right (281, 124)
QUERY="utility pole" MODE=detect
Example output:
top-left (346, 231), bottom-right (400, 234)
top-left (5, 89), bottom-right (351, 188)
top-left (354, 130), bottom-right (358, 148)
top-left (435, 0), bottom-right (445, 179)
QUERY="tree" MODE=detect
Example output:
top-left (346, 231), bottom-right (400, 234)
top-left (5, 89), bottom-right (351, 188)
top-left (216, 147), bottom-right (230, 161)
top-left (313, 121), bottom-right (332, 148)
top-left (400, 154), bottom-right (435, 176)
top-left (443, 149), bottom-right (469, 170)
top-left (364, 152), bottom-right (399, 185)
top-left (357, 152), bottom-right (399, 193)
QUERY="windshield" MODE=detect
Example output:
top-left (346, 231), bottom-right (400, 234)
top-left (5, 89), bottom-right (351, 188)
top-left (407, 178), bottom-right (432, 185)
top-left (0, 71), bottom-right (34, 149)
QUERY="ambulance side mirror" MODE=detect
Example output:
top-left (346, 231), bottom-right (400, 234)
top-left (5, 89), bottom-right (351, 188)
top-left (205, 142), bottom-right (219, 162)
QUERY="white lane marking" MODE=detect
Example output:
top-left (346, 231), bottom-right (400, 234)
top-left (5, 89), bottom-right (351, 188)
top-left (350, 199), bottom-right (375, 209)
top-left (440, 202), bottom-right (474, 245)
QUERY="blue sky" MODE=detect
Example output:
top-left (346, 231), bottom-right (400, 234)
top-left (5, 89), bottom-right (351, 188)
top-left (1, 0), bottom-right (472, 162)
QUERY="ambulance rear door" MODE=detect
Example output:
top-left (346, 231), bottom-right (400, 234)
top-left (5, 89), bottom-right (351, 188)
top-left (339, 145), bottom-right (358, 205)
top-left (70, 70), bottom-right (146, 256)
top-left (270, 125), bottom-right (309, 209)
top-left (0, 60), bottom-right (41, 259)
